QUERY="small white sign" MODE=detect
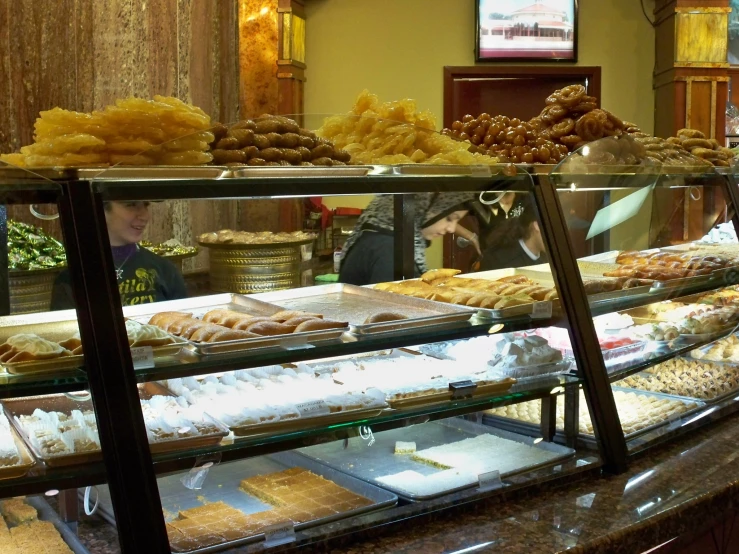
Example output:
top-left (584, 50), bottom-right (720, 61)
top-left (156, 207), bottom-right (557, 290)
top-left (263, 521), bottom-right (296, 547)
top-left (130, 346), bottom-right (154, 370)
top-left (478, 470), bottom-right (503, 492)
top-left (470, 165), bottom-right (492, 178)
top-left (296, 399), bottom-right (330, 418)
top-left (531, 302), bottom-right (553, 319)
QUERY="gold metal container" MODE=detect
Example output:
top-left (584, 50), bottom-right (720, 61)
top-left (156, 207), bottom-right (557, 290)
top-left (9, 267), bottom-right (62, 314)
top-left (200, 240), bottom-right (312, 294)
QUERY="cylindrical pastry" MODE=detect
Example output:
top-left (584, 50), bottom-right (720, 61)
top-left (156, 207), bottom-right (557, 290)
top-left (294, 319), bottom-right (349, 332)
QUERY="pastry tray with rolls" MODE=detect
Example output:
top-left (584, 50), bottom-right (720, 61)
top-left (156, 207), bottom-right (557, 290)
top-left (254, 283), bottom-right (475, 336)
top-left (123, 293), bottom-right (348, 355)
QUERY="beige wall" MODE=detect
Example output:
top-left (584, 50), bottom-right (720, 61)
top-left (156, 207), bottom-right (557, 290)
top-left (306, 0), bottom-right (657, 265)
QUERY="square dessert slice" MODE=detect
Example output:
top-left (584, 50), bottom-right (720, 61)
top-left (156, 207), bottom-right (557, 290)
top-left (1, 498), bottom-right (36, 525)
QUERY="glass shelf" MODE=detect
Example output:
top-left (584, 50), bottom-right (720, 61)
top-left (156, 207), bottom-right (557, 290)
top-left (0, 370), bottom-right (87, 400)
top-left (134, 315), bottom-right (566, 382)
top-left (149, 373), bottom-right (581, 474)
top-left (0, 461), bottom-right (106, 497)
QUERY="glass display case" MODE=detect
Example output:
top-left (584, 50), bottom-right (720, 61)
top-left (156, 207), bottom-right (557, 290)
top-left (0, 130), bottom-right (738, 553)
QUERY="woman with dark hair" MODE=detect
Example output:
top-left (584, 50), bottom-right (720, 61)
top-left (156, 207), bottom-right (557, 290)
top-left (339, 192), bottom-right (474, 285)
top-left (50, 201), bottom-right (187, 310)
top-left (479, 195), bottom-right (548, 271)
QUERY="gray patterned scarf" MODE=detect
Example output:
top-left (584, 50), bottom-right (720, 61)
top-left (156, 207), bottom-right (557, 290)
top-left (340, 192), bottom-right (474, 273)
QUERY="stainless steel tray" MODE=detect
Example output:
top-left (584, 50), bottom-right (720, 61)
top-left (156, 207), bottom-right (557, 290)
top-left (25, 496), bottom-right (90, 554)
top-left (255, 284), bottom-right (474, 335)
top-left (79, 166), bottom-right (229, 180)
top-left (651, 273), bottom-right (715, 290)
top-left (297, 418), bottom-right (575, 502)
top-left (230, 166), bottom-right (372, 178)
top-left (124, 293), bottom-right (346, 355)
top-left (143, 451), bottom-right (395, 552)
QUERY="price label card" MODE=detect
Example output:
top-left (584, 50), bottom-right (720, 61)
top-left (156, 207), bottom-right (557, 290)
top-left (263, 521), bottom-right (296, 547)
top-left (478, 470), bottom-right (503, 492)
top-left (531, 302), bottom-right (553, 320)
top-left (449, 380), bottom-right (477, 400)
top-left (130, 346), bottom-right (154, 370)
top-left (296, 399), bottom-right (330, 417)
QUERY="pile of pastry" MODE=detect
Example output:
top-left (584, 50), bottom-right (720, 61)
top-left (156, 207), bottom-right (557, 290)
top-left (163, 365), bottom-right (386, 430)
top-left (691, 335), bottom-right (739, 362)
top-left (486, 389), bottom-right (698, 435)
top-left (0, 412), bottom-right (20, 468)
top-left (167, 469), bottom-right (372, 551)
top-left (140, 395), bottom-right (224, 443)
top-left (149, 309), bottom-right (347, 343)
top-left (658, 128), bottom-right (735, 168)
top-left (375, 269), bottom-right (557, 310)
top-left (16, 408), bottom-right (100, 458)
top-left (620, 358), bottom-right (739, 400)
top-left (209, 115), bottom-right (352, 167)
top-left (0, 96), bottom-right (213, 168)
top-left (58, 320), bottom-right (180, 355)
top-left (603, 250), bottom-right (736, 281)
top-left (0, 498), bottom-right (73, 554)
top-left (198, 230), bottom-right (314, 245)
top-left (695, 286), bottom-right (739, 308)
top-left (582, 276), bottom-right (655, 294)
top-left (316, 90), bottom-right (502, 166)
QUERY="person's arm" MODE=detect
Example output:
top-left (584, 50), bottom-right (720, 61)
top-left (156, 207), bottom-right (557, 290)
top-left (455, 225), bottom-right (481, 255)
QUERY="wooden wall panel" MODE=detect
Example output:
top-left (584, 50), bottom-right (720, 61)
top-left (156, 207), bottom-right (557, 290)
top-left (0, 0), bottom-right (243, 274)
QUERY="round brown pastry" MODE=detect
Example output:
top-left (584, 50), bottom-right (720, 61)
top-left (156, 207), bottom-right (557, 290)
top-left (298, 136), bottom-right (316, 149)
top-left (311, 144), bottom-right (335, 159)
top-left (264, 132), bottom-right (281, 146)
top-left (714, 159), bottom-right (731, 167)
top-left (334, 149), bottom-right (352, 163)
top-left (551, 118), bottom-right (575, 138)
top-left (247, 158), bottom-right (267, 166)
top-left (295, 319), bottom-right (349, 332)
top-left (242, 145), bottom-right (260, 159)
top-left (312, 157), bottom-right (334, 166)
top-left (682, 138), bottom-right (713, 149)
top-left (575, 109), bottom-right (608, 141)
top-left (540, 104), bottom-right (568, 124)
top-left (298, 128), bottom-right (318, 139)
top-left (277, 133), bottom-right (300, 148)
top-left (254, 119), bottom-right (282, 134)
top-left (363, 312), bottom-right (409, 324)
top-left (295, 146), bottom-right (312, 162)
top-left (230, 129), bottom-right (255, 147)
top-left (692, 147), bottom-right (720, 159)
top-left (559, 134), bottom-right (583, 147)
top-left (189, 324), bottom-right (229, 342)
top-left (231, 119), bottom-right (257, 131)
top-left (677, 128), bottom-right (705, 139)
top-left (212, 149), bottom-right (248, 164)
top-left (550, 84), bottom-right (586, 107)
top-left (259, 147), bottom-right (282, 162)
top-left (148, 311), bottom-right (193, 328)
top-left (215, 137), bottom-right (240, 150)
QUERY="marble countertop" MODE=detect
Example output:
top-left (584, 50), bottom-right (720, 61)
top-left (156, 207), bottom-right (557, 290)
top-left (74, 411), bottom-right (739, 553)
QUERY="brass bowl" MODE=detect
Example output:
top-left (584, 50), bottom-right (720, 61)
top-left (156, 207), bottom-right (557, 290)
top-left (199, 239), bottom-right (312, 294)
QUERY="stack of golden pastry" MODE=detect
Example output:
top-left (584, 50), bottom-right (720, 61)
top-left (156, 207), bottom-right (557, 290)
top-left (644, 128), bottom-right (734, 168)
top-left (375, 269), bottom-right (557, 309)
top-left (691, 335), bottom-right (739, 362)
top-left (0, 96), bottom-right (213, 168)
top-left (620, 358), bottom-right (739, 400)
top-left (317, 90), bottom-right (501, 165)
top-left (0, 498), bottom-right (73, 554)
top-left (209, 115), bottom-right (351, 167)
top-left (166, 468), bottom-right (372, 551)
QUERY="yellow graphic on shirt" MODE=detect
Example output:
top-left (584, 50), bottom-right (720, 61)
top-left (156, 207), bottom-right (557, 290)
top-left (119, 268), bottom-right (159, 305)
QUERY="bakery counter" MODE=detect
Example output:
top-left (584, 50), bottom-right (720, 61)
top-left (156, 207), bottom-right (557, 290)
top-left (223, 410), bottom-right (739, 554)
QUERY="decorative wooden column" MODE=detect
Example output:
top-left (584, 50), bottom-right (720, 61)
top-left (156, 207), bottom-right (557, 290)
top-left (653, 0), bottom-right (731, 141)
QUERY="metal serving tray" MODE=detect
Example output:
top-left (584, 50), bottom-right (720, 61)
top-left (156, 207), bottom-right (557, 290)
top-left (158, 451), bottom-right (395, 552)
top-left (482, 387), bottom-right (706, 443)
top-left (637, 356), bottom-right (739, 405)
top-left (25, 496), bottom-right (89, 554)
top-left (79, 166), bottom-right (229, 180)
top-left (255, 284), bottom-right (474, 336)
top-left (297, 418), bottom-right (575, 502)
top-left (230, 166), bottom-right (373, 178)
top-left (124, 293), bottom-right (346, 355)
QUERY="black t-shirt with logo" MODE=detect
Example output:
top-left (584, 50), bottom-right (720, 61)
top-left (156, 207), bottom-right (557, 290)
top-left (50, 247), bottom-right (188, 310)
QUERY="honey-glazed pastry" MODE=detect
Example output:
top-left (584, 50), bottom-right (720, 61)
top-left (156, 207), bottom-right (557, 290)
top-left (208, 329), bottom-right (260, 342)
top-left (420, 268), bottom-right (461, 283)
top-left (494, 296), bottom-right (532, 309)
top-left (189, 324), bottom-right (230, 342)
top-left (0, 334), bottom-right (71, 363)
top-left (364, 312), bottom-right (409, 324)
top-left (270, 310), bottom-right (323, 322)
top-left (246, 322), bottom-right (297, 336)
top-left (148, 311), bottom-right (192, 327)
top-left (165, 317), bottom-right (203, 336)
top-left (294, 319), bottom-right (349, 332)
top-left (232, 316), bottom-right (273, 331)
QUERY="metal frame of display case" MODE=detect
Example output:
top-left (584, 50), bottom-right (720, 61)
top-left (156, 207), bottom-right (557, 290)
top-left (1, 165), bottom-right (738, 553)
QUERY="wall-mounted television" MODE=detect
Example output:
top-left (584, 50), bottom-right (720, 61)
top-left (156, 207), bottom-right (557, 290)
top-left (476, 0), bottom-right (578, 62)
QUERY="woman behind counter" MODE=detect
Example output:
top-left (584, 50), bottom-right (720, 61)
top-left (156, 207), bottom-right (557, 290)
top-left (51, 201), bottom-right (187, 310)
top-left (339, 192), bottom-right (473, 285)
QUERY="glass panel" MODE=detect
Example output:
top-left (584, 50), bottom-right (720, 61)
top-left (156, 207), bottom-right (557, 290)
top-left (550, 135), bottom-right (739, 453)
